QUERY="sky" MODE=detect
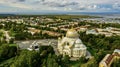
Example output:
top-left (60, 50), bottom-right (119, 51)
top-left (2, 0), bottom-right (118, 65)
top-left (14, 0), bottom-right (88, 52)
top-left (0, 0), bottom-right (120, 13)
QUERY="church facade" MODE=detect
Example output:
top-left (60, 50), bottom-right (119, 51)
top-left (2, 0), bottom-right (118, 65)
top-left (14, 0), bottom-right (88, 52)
top-left (57, 28), bottom-right (87, 58)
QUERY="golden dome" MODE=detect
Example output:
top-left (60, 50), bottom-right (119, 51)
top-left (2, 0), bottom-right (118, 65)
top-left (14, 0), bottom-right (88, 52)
top-left (66, 29), bottom-right (79, 38)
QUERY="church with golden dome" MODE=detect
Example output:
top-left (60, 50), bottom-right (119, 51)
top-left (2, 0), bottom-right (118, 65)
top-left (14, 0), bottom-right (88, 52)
top-left (57, 28), bottom-right (87, 58)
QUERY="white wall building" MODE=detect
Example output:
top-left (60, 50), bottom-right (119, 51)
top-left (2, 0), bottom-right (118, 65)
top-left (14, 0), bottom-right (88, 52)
top-left (57, 28), bottom-right (87, 58)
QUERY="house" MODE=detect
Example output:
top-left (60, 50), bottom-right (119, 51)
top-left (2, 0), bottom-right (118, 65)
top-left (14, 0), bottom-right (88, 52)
top-left (86, 29), bottom-right (99, 35)
top-left (99, 49), bottom-right (120, 67)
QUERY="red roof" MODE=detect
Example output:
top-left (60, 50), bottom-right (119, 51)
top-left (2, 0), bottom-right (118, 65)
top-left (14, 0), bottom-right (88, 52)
top-left (113, 52), bottom-right (120, 57)
top-left (105, 55), bottom-right (114, 65)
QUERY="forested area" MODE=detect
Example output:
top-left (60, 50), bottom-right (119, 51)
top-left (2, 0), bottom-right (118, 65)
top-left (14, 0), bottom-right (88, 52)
top-left (0, 15), bottom-right (120, 67)
top-left (0, 32), bottom-right (120, 67)
top-left (0, 45), bottom-right (71, 67)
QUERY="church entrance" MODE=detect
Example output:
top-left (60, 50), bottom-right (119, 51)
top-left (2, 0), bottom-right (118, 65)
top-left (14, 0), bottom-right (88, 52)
top-left (64, 52), bottom-right (67, 55)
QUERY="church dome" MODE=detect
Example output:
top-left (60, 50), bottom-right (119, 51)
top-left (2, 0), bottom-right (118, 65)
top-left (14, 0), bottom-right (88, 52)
top-left (74, 44), bottom-right (80, 48)
top-left (76, 39), bottom-right (82, 44)
top-left (66, 29), bottom-right (79, 38)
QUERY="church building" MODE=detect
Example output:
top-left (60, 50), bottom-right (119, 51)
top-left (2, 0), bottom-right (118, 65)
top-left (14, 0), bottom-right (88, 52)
top-left (57, 28), bottom-right (87, 58)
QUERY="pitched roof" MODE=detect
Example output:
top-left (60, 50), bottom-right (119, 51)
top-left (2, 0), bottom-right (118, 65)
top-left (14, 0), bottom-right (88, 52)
top-left (105, 55), bottom-right (114, 65)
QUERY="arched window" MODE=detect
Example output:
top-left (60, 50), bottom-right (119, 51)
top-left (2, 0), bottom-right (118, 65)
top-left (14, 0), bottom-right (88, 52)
top-left (66, 42), bottom-right (69, 46)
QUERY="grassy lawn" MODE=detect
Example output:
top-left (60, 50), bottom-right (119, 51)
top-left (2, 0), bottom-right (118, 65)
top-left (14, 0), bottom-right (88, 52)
top-left (69, 61), bottom-right (81, 67)
top-left (9, 44), bottom-right (17, 47)
top-left (0, 57), bottom-right (15, 67)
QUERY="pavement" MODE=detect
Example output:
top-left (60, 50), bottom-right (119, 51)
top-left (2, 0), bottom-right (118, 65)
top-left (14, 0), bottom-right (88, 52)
top-left (15, 39), bottom-right (58, 49)
top-left (15, 39), bottom-right (59, 55)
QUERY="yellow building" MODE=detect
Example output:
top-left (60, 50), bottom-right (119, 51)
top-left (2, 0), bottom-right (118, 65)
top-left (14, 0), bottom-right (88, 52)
top-left (99, 49), bottom-right (120, 67)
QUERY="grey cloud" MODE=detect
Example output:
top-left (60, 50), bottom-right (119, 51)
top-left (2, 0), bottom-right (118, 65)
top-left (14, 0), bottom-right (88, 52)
top-left (32, 0), bottom-right (45, 4)
top-left (11, 0), bottom-right (26, 3)
top-left (74, 6), bottom-right (87, 10)
top-left (77, 8), bottom-right (86, 10)
top-left (44, 2), bottom-right (78, 7)
top-left (33, 0), bottom-right (79, 7)
top-left (18, 0), bottom-right (26, 2)
top-left (113, 3), bottom-right (120, 10)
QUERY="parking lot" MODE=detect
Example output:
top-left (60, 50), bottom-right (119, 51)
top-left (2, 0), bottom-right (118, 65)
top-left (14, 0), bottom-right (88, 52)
top-left (15, 39), bottom-right (58, 49)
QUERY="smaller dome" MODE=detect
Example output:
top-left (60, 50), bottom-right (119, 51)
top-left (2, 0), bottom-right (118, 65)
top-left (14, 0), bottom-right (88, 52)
top-left (74, 44), bottom-right (80, 48)
top-left (80, 45), bottom-right (86, 49)
top-left (74, 43), bottom-right (86, 48)
top-left (80, 45), bottom-right (84, 48)
top-left (76, 39), bottom-right (82, 44)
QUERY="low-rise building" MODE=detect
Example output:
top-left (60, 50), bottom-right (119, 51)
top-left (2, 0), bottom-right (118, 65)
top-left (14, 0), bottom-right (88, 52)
top-left (99, 49), bottom-right (120, 67)
top-left (42, 31), bottom-right (62, 37)
top-left (99, 54), bottom-right (114, 67)
top-left (86, 29), bottom-right (99, 35)
top-left (28, 27), bottom-right (41, 35)
top-left (86, 27), bottom-right (120, 37)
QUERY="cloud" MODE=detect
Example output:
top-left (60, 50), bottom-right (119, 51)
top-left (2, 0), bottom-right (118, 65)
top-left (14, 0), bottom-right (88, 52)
top-left (43, 2), bottom-right (78, 7)
top-left (0, 0), bottom-right (120, 12)
top-left (72, 4), bottom-right (99, 11)
top-left (0, 0), bottom-right (32, 9)
top-left (33, 0), bottom-right (79, 7)
top-left (113, 3), bottom-right (120, 10)
top-left (64, 8), bottom-right (72, 11)
top-left (17, 0), bottom-right (26, 2)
